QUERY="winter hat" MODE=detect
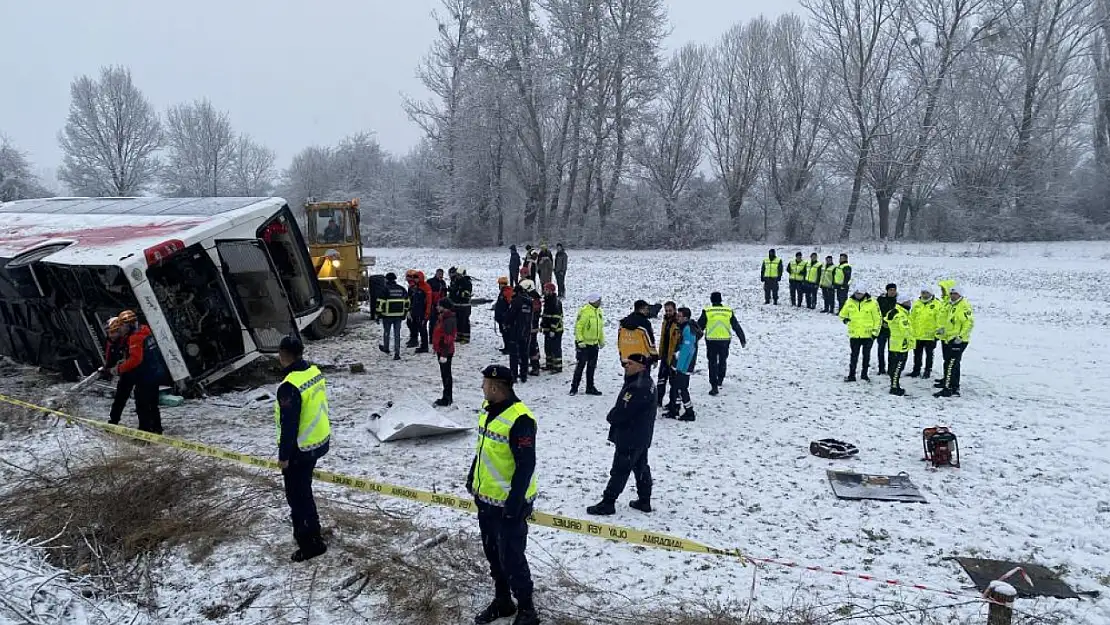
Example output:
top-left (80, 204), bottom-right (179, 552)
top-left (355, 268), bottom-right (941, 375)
top-left (899, 294), bottom-right (913, 305)
top-left (385, 272), bottom-right (397, 282)
top-left (885, 283), bottom-right (897, 291)
top-left (634, 299), bottom-right (649, 310)
top-left (710, 291), bottom-right (723, 305)
top-left (853, 283), bottom-right (868, 294)
top-left (949, 283), bottom-right (965, 296)
top-left (587, 293), bottom-right (602, 303)
top-left (919, 285), bottom-right (934, 296)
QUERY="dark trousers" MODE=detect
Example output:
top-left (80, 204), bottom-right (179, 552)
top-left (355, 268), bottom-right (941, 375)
top-left (572, 345), bottom-right (599, 391)
top-left (763, 279), bottom-right (780, 304)
top-left (134, 382), bottom-right (162, 434)
top-left (543, 332), bottom-right (563, 371)
top-left (457, 305), bottom-right (472, 343)
top-left (706, 340), bottom-right (730, 387)
top-left (509, 270), bottom-right (518, 288)
top-left (668, 371), bottom-right (692, 414)
top-left (478, 502), bottom-right (534, 604)
top-left (912, 339), bottom-right (935, 375)
top-left (805, 283), bottom-right (818, 308)
top-left (439, 355), bottom-right (453, 402)
top-left (603, 447), bottom-right (652, 503)
top-left (888, 351), bottom-right (908, 389)
top-left (509, 337), bottom-right (530, 382)
top-left (656, 363), bottom-right (672, 406)
top-left (848, 338), bottom-right (874, 377)
top-left (282, 455), bottom-right (321, 549)
top-left (555, 271), bottom-right (566, 298)
top-left (876, 330), bottom-right (889, 372)
top-left (821, 287), bottom-right (836, 313)
top-left (942, 341), bottom-right (967, 390)
top-left (381, 318), bottom-right (402, 356)
top-left (408, 317), bottom-right (428, 349)
top-left (109, 374), bottom-right (136, 424)
top-left (835, 288), bottom-right (849, 312)
top-left (528, 331), bottom-right (540, 372)
top-left (789, 280), bottom-right (803, 306)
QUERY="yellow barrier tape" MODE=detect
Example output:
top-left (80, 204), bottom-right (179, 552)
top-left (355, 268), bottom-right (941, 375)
top-left (0, 393), bottom-right (747, 564)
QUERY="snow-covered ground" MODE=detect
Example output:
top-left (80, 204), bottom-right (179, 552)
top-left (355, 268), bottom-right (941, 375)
top-left (2, 241), bottom-right (1109, 624)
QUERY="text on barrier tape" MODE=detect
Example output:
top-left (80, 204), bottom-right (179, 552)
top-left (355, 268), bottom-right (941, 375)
top-left (0, 394), bottom-right (748, 564)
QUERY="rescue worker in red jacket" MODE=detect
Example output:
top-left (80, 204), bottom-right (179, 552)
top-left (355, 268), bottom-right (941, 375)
top-left (101, 316), bottom-right (132, 426)
top-left (432, 299), bottom-right (458, 407)
top-left (406, 270), bottom-right (431, 353)
top-left (113, 309), bottom-right (167, 434)
top-left (427, 268), bottom-right (448, 337)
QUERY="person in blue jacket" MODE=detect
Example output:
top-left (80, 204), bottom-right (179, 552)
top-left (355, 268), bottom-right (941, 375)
top-left (666, 307), bottom-right (700, 422)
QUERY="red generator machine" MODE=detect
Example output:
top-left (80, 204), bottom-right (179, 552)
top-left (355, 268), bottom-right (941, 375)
top-left (922, 426), bottom-right (961, 468)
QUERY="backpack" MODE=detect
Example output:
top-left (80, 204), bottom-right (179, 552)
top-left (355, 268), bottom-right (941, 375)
top-left (809, 439), bottom-right (860, 460)
top-left (618, 325), bottom-right (655, 363)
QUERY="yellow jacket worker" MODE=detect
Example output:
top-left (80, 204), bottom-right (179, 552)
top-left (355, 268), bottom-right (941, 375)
top-left (275, 336), bottom-right (330, 563)
top-left (838, 285), bottom-right (881, 382)
top-left (884, 296), bottom-right (914, 396)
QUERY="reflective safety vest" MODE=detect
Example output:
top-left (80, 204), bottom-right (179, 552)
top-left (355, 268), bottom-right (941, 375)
top-left (703, 305), bottom-right (735, 341)
top-left (274, 366), bottom-right (331, 452)
top-left (762, 257), bottom-right (782, 279)
top-left (833, 263), bottom-right (852, 287)
top-left (819, 264), bottom-right (835, 288)
top-left (805, 261), bottom-right (821, 284)
top-left (472, 402), bottom-right (538, 507)
top-left (787, 260), bottom-right (807, 280)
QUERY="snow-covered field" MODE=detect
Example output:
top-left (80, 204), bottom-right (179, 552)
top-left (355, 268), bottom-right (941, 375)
top-left (2, 241), bottom-right (1109, 625)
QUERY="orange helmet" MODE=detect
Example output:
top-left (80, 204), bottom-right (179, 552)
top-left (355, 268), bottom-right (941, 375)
top-left (497, 276), bottom-right (509, 286)
top-left (106, 317), bottom-right (122, 333)
top-left (416, 271), bottom-right (426, 281)
top-left (118, 309), bottom-right (138, 324)
top-left (543, 282), bottom-right (557, 294)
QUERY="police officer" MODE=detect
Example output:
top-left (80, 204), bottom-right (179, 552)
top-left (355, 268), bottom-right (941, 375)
top-left (697, 292), bottom-right (746, 396)
top-left (377, 273), bottom-right (409, 360)
top-left (935, 284), bottom-right (974, 398)
top-left (506, 281), bottom-right (536, 383)
top-left (760, 249), bottom-right (784, 305)
top-left (450, 268), bottom-right (474, 344)
top-left (787, 251), bottom-right (807, 307)
top-left (275, 336), bottom-right (331, 562)
top-left (468, 365), bottom-right (539, 625)
top-left (804, 252), bottom-right (822, 309)
top-left (833, 253), bottom-right (853, 313)
top-left (587, 354), bottom-right (655, 516)
top-left (819, 255), bottom-right (837, 313)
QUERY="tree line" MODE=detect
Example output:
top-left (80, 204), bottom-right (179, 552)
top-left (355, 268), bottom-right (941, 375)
top-left (3, 0), bottom-right (1110, 246)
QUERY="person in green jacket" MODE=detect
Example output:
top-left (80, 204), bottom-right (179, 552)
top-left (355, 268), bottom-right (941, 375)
top-left (571, 293), bottom-right (605, 396)
top-left (908, 286), bottom-right (942, 378)
top-left (839, 285), bottom-right (882, 382)
top-left (935, 284), bottom-right (974, 398)
top-left (885, 296), bottom-right (914, 396)
top-left (934, 279), bottom-right (956, 383)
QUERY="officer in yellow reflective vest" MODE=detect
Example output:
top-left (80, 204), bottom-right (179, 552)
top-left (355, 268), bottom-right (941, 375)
top-left (275, 336), bottom-right (331, 563)
top-left (467, 365), bottom-right (540, 625)
top-left (696, 292), bottom-right (747, 395)
top-left (833, 253), bottom-right (853, 313)
top-left (760, 249), bottom-right (784, 305)
top-left (787, 251), bottom-right (807, 307)
top-left (819, 255), bottom-right (836, 313)
top-left (804, 252), bottom-right (822, 309)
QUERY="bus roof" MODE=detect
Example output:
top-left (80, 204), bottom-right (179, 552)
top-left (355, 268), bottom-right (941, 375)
top-left (0, 197), bottom-right (288, 265)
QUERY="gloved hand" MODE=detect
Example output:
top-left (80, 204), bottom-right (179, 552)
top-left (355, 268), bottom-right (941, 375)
top-left (842, 318), bottom-right (850, 325)
top-left (98, 367), bottom-right (112, 381)
top-left (952, 337), bottom-right (963, 345)
top-left (576, 342), bottom-right (585, 349)
top-left (438, 356), bottom-right (448, 364)
top-left (936, 328), bottom-right (946, 338)
top-left (741, 341), bottom-right (747, 349)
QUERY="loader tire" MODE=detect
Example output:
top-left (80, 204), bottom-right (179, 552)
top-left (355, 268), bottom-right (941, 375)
top-left (305, 291), bottom-right (349, 340)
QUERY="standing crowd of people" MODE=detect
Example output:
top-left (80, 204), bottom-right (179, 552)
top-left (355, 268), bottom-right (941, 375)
top-left (760, 248), bottom-right (854, 312)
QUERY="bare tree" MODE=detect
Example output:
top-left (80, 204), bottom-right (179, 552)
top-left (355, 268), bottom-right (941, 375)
top-left (893, 0), bottom-right (997, 237)
top-left (57, 66), bottom-right (162, 196)
top-left (163, 99), bottom-right (236, 197)
top-left (767, 14), bottom-right (833, 242)
top-left (633, 43), bottom-right (707, 232)
top-left (803, 0), bottom-right (907, 240)
top-left (0, 135), bottom-right (49, 201)
top-left (281, 146), bottom-right (333, 214)
top-left (707, 17), bottom-right (775, 234)
top-left (228, 135), bottom-right (276, 196)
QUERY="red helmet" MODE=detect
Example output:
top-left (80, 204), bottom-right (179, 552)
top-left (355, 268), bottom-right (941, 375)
top-left (416, 271), bottom-right (426, 281)
top-left (543, 282), bottom-right (557, 294)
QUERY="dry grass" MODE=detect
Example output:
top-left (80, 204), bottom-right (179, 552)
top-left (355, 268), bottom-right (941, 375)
top-left (0, 443), bottom-right (272, 602)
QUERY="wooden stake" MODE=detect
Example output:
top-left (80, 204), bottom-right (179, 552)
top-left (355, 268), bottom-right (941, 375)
top-left (986, 580), bottom-right (1017, 625)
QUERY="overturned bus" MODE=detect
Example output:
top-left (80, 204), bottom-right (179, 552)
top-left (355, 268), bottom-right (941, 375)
top-left (0, 197), bottom-right (323, 392)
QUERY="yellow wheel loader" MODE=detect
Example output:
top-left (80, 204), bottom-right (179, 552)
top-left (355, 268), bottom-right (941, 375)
top-left (302, 199), bottom-right (376, 338)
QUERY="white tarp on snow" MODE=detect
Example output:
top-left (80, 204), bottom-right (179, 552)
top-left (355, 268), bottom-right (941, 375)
top-left (367, 397), bottom-right (473, 442)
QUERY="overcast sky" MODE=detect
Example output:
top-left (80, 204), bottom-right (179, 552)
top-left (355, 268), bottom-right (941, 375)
top-left (1, 0), bottom-right (798, 174)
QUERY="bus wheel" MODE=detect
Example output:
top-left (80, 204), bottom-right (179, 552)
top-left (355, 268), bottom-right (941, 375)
top-left (306, 291), bottom-right (349, 339)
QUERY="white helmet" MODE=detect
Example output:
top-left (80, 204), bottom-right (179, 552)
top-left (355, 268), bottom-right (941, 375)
top-left (457, 267), bottom-right (467, 276)
top-left (519, 279), bottom-right (535, 292)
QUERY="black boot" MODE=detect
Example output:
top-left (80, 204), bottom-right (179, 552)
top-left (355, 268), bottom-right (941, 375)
top-left (629, 499), bottom-right (652, 513)
top-left (512, 607), bottom-right (540, 625)
top-left (934, 388), bottom-right (959, 398)
top-left (434, 397), bottom-right (452, 407)
top-left (664, 406), bottom-right (678, 419)
top-left (291, 536), bottom-right (328, 563)
top-left (379, 344), bottom-right (389, 354)
top-left (708, 386), bottom-right (719, 396)
top-left (585, 388), bottom-right (603, 396)
top-left (934, 380), bottom-right (946, 388)
top-left (678, 410), bottom-right (696, 422)
top-left (907, 370), bottom-right (921, 378)
top-left (861, 372), bottom-right (870, 382)
top-left (889, 388), bottom-right (905, 396)
top-left (923, 369), bottom-right (932, 379)
top-left (844, 375), bottom-right (857, 382)
top-left (475, 597), bottom-right (516, 625)
top-left (586, 499), bottom-right (616, 515)
top-left (568, 387), bottom-right (578, 396)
